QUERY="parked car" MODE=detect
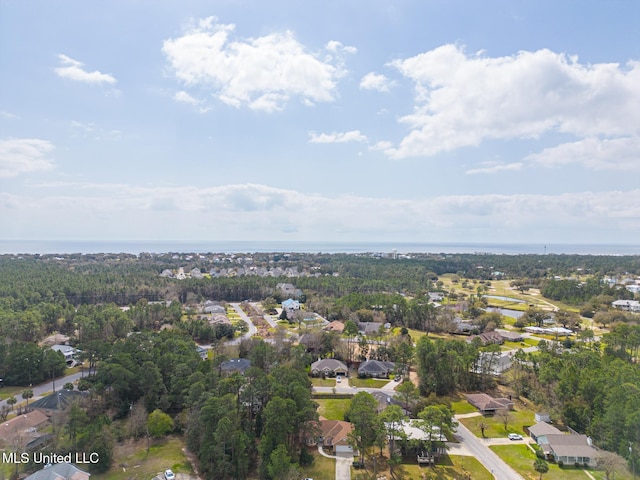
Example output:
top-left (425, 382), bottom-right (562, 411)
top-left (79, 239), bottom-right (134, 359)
top-left (164, 470), bottom-right (175, 480)
top-left (508, 433), bottom-right (523, 440)
top-left (336, 376), bottom-right (341, 383)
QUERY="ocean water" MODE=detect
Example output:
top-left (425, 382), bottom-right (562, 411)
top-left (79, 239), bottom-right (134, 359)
top-left (1, 240), bottom-right (639, 256)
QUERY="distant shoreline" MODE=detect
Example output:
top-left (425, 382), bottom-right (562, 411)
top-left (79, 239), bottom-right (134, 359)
top-left (1, 240), bottom-right (639, 256)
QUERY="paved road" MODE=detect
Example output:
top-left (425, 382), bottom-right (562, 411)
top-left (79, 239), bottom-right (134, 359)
top-left (228, 302), bottom-right (257, 344)
top-left (0, 370), bottom-right (86, 410)
top-left (317, 445), bottom-right (353, 480)
top-left (454, 420), bottom-right (524, 480)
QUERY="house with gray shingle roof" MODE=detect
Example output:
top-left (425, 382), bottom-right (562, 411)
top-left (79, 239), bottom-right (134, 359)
top-left (310, 359), bottom-right (348, 377)
top-left (358, 360), bottom-right (396, 378)
top-left (24, 464), bottom-right (90, 480)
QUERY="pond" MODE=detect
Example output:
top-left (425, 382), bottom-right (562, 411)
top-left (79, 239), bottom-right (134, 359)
top-left (484, 295), bottom-right (525, 303)
top-left (487, 307), bottom-right (525, 319)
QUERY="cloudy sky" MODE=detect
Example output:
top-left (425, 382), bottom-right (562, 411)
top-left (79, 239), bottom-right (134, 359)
top-left (1, 0), bottom-right (639, 245)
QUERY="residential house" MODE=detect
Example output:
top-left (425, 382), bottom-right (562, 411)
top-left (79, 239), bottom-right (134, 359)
top-left (40, 333), bottom-right (71, 347)
top-left (496, 330), bottom-right (524, 342)
top-left (209, 314), bottom-right (231, 326)
top-left (612, 299), bottom-right (640, 312)
top-left (196, 345), bottom-right (208, 360)
top-left (528, 421), bottom-right (562, 443)
top-left (358, 360), bottom-right (396, 378)
top-left (307, 419), bottom-right (354, 454)
top-left (310, 359), bottom-right (348, 377)
top-left (298, 333), bottom-right (322, 354)
top-left (281, 298), bottom-right (301, 318)
top-left (468, 331), bottom-right (504, 345)
top-left (323, 320), bottom-right (345, 333)
top-left (31, 389), bottom-right (88, 413)
top-left (464, 393), bottom-right (514, 415)
top-left (370, 391), bottom-right (410, 415)
top-left (203, 302), bottom-right (226, 314)
top-left (219, 358), bottom-right (251, 375)
top-left (427, 292), bottom-right (445, 303)
top-left (0, 410), bottom-right (48, 449)
top-left (358, 322), bottom-right (383, 336)
top-left (51, 345), bottom-right (80, 365)
top-left (24, 463), bottom-right (90, 480)
top-left (276, 283), bottom-right (302, 298)
top-left (540, 434), bottom-right (598, 466)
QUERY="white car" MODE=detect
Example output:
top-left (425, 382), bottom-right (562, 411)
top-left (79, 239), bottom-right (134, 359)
top-left (336, 376), bottom-right (342, 383)
top-left (164, 470), bottom-right (175, 480)
top-left (508, 433), bottom-right (523, 440)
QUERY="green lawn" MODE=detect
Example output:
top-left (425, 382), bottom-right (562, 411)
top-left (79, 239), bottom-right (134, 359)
top-left (316, 398), bottom-right (351, 421)
top-left (397, 454), bottom-right (492, 480)
top-left (348, 377), bottom-right (390, 388)
top-left (92, 437), bottom-right (193, 480)
top-left (300, 449), bottom-right (335, 480)
top-left (450, 399), bottom-right (478, 415)
top-left (0, 385), bottom-right (25, 401)
top-left (311, 377), bottom-right (338, 387)
top-left (490, 444), bottom-right (632, 480)
top-left (459, 408), bottom-right (534, 438)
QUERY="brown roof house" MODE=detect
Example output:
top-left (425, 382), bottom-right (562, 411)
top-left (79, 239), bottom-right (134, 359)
top-left (0, 410), bottom-right (49, 449)
top-left (307, 419), bottom-right (354, 454)
top-left (323, 321), bottom-right (345, 333)
top-left (464, 393), bottom-right (514, 415)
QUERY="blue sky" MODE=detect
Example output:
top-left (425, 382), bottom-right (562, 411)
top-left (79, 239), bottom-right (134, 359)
top-left (1, 0), bottom-right (639, 244)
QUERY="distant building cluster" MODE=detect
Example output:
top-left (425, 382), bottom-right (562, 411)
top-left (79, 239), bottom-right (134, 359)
top-left (603, 275), bottom-right (640, 294)
top-left (160, 265), bottom-right (339, 279)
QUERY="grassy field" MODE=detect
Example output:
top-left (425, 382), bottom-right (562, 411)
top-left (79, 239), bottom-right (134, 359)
top-left (92, 437), bottom-right (193, 480)
top-left (0, 384), bottom-right (25, 401)
top-left (459, 408), bottom-right (534, 438)
top-left (380, 454), bottom-right (492, 480)
top-left (490, 444), bottom-right (633, 480)
top-left (316, 398), bottom-right (351, 421)
top-left (450, 399), bottom-right (478, 415)
top-left (311, 377), bottom-right (338, 387)
top-left (300, 450), bottom-right (335, 480)
top-left (348, 377), bottom-right (390, 388)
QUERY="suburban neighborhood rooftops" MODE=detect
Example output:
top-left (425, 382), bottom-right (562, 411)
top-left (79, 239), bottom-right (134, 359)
top-left (24, 463), bottom-right (90, 480)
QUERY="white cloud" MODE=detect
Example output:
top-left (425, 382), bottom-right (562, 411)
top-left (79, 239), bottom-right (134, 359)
top-left (0, 111), bottom-right (19, 119)
top-left (526, 136), bottom-right (640, 170)
top-left (3, 183), bottom-right (639, 242)
top-left (54, 54), bottom-right (117, 85)
top-left (309, 130), bottom-right (367, 143)
top-left (173, 90), bottom-right (212, 113)
top-left (162, 17), bottom-right (348, 111)
top-left (360, 72), bottom-right (392, 92)
top-left (370, 140), bottom-right (393, 151)
top-left (386, 45), bottom-right (640, 159)
top-left (326, 40), bottom-right (357, 55)
top-left (466, 161), bottom-right (525, 175)
top-left (70, 120), bottom-right (95, 132)
top-left (0, 138), bottom-right (55, 178)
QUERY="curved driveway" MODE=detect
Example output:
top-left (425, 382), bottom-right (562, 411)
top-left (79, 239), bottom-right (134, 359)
top-left (228, 302), bottom-right (257, 344)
